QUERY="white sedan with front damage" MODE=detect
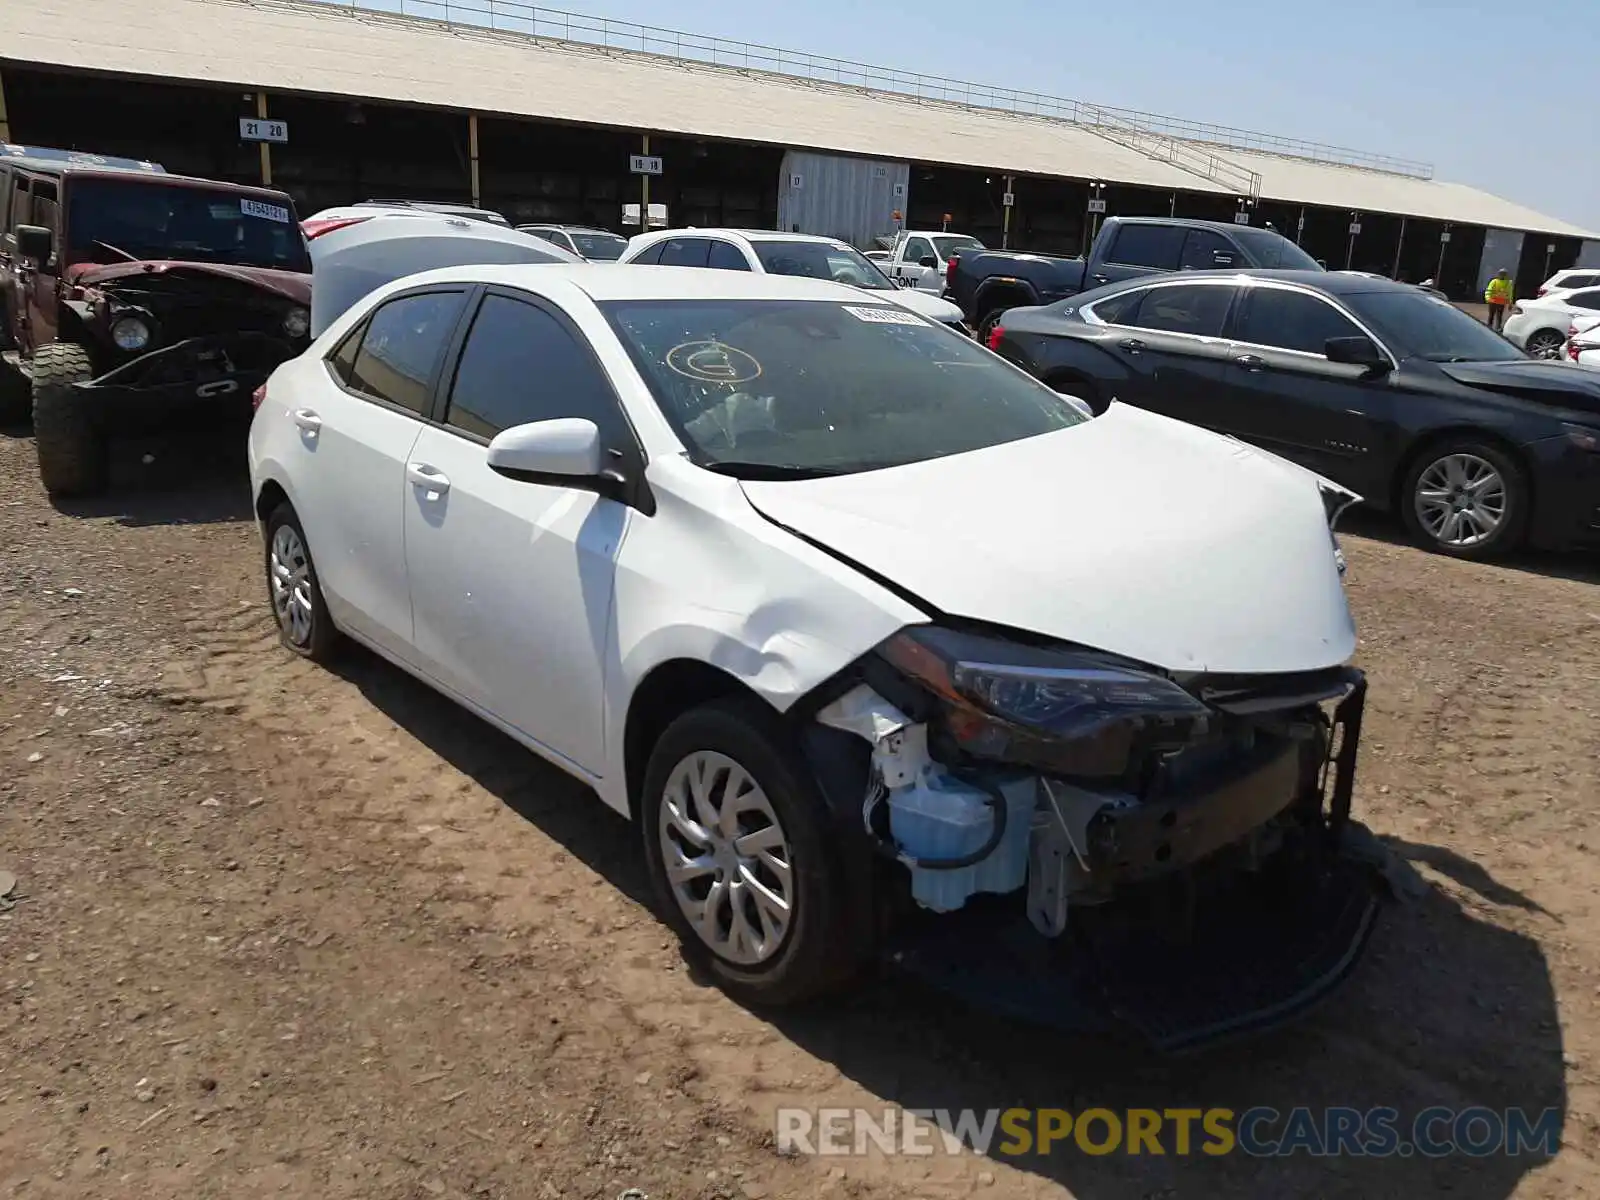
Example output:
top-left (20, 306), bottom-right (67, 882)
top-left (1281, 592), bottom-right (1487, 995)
top-left (248, 263), bottom-right (1382, 1050)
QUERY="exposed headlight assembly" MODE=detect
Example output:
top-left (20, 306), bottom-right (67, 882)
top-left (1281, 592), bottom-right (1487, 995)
top-left (876, 626), bottom-right (1211, 780)
top-left (282, 307), bottom-right (310, 339)
top-left (110, 314), bottom-right (152, 352)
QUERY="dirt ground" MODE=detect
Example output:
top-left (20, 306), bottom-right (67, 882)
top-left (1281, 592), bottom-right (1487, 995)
top-left (1, 424), bottom-right (1598, 1200)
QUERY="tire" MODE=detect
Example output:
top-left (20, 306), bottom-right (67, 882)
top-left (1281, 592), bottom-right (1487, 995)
top-left (30, 343), bottom-right (106, 497)
top-left (976, 309), bottom-right (1006, 342)
top-left (0, 354), bottom-right (29, 426)
top-left (639, 698), bottom-right (856, 1007)
top-left (1524, 329), bottom-right (1565, 360)
top-left (1399, 437), bottom-right (1528, 560)
top-left (263, 503), bottom-right (339, 661)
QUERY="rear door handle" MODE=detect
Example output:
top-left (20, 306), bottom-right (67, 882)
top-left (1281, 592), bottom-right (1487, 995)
top-left (1092, 273), bottom-right (1109, 285)
top-left (1235, 354), bottom-right (1267, 372)
top-left (291, 408), bottom-right (322, 432)
top-left (406, 462), bottom-right (450, 496)
top-left (1119, 338), bottom-right (1147, 354)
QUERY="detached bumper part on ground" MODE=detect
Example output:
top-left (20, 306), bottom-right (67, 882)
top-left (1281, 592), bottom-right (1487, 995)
top-left (815, 631), bottom-right (1384, 1051)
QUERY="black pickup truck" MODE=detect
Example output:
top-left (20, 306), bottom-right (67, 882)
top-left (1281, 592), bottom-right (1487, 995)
top-left (944, 216), bottom-right (1322, 336)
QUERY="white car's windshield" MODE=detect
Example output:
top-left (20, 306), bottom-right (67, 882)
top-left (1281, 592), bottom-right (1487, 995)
top-left (601, 299), bottom-right (1086, 477)
top-left (752, 241), bottom-right (898, 291)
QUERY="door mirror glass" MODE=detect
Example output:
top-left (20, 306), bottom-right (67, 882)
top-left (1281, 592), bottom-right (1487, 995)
top-left (14, 223), bottom-right (52, 264)
top-left (918, 255), bottom-right (938, 269)
top-left (486, 417), bottom-right (603, 482)
top-left (1324, 335), bottom-right (1387, 370)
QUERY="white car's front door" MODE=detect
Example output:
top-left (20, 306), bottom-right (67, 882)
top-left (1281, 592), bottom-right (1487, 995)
top-left (402, 289), bottom-right (636, 777)
top-left (294, 286), bottom-right (470, 655)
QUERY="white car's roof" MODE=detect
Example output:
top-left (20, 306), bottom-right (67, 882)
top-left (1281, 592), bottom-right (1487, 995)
top-left (386, 262), bottom-right (885, 304)
top-left (629, 228), bottom-right (853, 247)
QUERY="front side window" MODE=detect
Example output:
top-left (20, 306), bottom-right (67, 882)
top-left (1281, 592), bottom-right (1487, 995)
top-left (1106, 225), bottom-right (1184, 270)
top-left (601, 298), bottom-right (1086, 477)
top-left (63, 179), bottom-right (309, 271)
top-left (900, 237), bottom-right (934, 265)
top-left (752, 240), bottom-right (896, 290)
top-left (1179, 229), bottom-right (1238, 271)
top-left (443, 293), bottom-right (625, 444)
top-left (932, 235), bottom-right (985, 260)
top-left (707, 241), bottom-right (752, 271)
top-left (347, 290), bottom-right (465, 414)
top-left (658, 238), bottom-right (710, 268)
top-left (1236, 288), bottom-right (1361, 355)
top-left (1128, 284), bottom-right (1234, 337)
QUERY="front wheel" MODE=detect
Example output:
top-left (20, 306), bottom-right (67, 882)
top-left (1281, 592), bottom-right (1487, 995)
top-left (31, 343), bottom-right (105, 496)
top-left (1400, 439), bottom-right (1527, 559)
top-left (639, 699), bottom-right (856, 1006)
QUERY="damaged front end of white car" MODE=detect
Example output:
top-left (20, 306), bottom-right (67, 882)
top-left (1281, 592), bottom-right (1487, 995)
top-left (803, 615), bottom-right (1381, 1052)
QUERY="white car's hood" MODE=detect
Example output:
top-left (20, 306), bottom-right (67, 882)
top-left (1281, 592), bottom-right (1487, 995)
top-left (740, 404), bottom-right (1355, 675)
top-left (878, 287), bottom-right (964, 324)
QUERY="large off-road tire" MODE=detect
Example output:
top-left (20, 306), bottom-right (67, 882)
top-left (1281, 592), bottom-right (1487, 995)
top-left (1399, 436), bottom-right (1528, 560)
top-left (640, 698), bottom-right (857, 1008)
top-left (263, 503), bottom-right (340, 662)
top-left (0, 353), bottom-right (29, 426)
top-left (31, 343), bottom-right (107, 497)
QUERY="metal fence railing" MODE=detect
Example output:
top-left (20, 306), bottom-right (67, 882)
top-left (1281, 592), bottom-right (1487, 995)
top-left (295, 0), bottom-right (1434, 183)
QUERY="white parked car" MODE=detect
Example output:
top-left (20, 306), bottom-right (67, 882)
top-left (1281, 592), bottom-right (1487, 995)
top-left (1503, 286), bottom-right (1600, 358)
top-left (248, 262), bottom-right (1377, 1047)
top-left (1537, 267), bottom-right (1600, 298)
top-left (1570, 316), bottom-right (1600, 369)
top-left (302, 200), bottom-right (511, 240)
top-left (618, 228), bottom-right (971, 333)
top-left (518, 224), bottom-right (629, 261)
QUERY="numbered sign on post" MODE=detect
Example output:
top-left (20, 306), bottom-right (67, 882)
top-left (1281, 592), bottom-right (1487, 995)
top-left (239, 118), bottom-right (289, 144)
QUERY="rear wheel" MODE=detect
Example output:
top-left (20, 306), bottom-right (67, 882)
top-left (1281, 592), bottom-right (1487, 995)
top-left (1400, 437), bottom-right (1527, 559)
top-left (264, 503), bottom-right (339, 661)
top-left (1524, 329), bottom-right (1564, 360)
top-left (31, 343), bottom-right (105, 497)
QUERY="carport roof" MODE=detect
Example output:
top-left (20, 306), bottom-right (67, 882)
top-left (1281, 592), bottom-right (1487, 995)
top-left (3, 0), bottom-right (1594, 240)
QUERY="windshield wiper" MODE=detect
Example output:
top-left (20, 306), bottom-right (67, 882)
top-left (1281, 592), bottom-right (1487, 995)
top-left (93, 239), bottom-right (139, 262)
top-left (702, 461), bottom-right (843, 480)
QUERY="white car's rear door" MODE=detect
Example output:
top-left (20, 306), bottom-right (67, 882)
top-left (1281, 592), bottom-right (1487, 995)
top-left (299, 286), bottom-right (470, 654)
top-left (402, 288), bottom-right (636, 777)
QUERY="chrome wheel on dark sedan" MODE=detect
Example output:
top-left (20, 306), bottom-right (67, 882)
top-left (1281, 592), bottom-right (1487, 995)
top-left (1403, 441), bottom-right (1526, 559)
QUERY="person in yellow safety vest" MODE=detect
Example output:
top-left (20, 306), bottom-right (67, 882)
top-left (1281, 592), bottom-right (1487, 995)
top-left (1484, 269), bottom-right (1514, 333)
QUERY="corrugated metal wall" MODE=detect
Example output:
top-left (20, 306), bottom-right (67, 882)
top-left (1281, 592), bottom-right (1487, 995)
top-left (1476, 228), bottom-right (1524, 295)
top-left (775, 151), bottom-right (910, 248)
top-left (1578, 240), bottom-right (1600, 269)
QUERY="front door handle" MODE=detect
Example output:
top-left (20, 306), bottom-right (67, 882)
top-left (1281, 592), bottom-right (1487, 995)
top-left (1235, 354), bottom-right (1267, 372)
top-left (1119, 338), bottom-right (1147, 354)
top-left (406, 462), bottom-right (450, 496)
top-left (1092, 273), bottom-right (1109, 285)
top-left (291, 408), bottom-right (322, 432)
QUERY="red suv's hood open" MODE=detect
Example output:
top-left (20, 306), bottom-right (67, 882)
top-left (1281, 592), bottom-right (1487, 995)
top-left (66, 261), bottom-right (311, 305)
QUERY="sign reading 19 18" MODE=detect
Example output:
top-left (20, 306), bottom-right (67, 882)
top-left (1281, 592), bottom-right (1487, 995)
top-left (239, 117), bottom-right (289, 145)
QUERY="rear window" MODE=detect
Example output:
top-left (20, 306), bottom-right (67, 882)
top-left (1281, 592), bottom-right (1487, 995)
top-left (571, 232), bottom-right (626, 260)
top-left (64, 179), bottom-right (309, 272)
top-left (600, 298), bottom-right (1085, 477)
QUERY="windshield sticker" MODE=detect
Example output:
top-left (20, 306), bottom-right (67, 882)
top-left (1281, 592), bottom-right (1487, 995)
top-left (843, 305), bottom-right (927, 326)
top-left (241, 198), bottom-right (291, 224)
top-left (664, 341), bottom-right (762, 385)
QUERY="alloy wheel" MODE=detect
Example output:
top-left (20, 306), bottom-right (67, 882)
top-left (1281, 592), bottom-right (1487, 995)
top-left (1414, 452), bottom-right (1507, 549)
top-left (658, 750), bottom-right (794, 966)
top-left (268, 523), bottom-right (316, 647)
top-left (1526, 331), bottom-right (1564, 360)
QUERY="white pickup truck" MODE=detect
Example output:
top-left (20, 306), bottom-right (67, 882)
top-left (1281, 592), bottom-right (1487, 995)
top-left (882, 230), bottom-right (987, 292)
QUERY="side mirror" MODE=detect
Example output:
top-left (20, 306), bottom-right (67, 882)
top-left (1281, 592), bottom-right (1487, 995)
top-left (486, 418), bottom-right (604, 484)
top-left (14, 224), bottom-right (53, 265)
top-left (919, 256), bottom-right (938, 269)
top-left (1325, 335), bottom-right (1388, 371)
